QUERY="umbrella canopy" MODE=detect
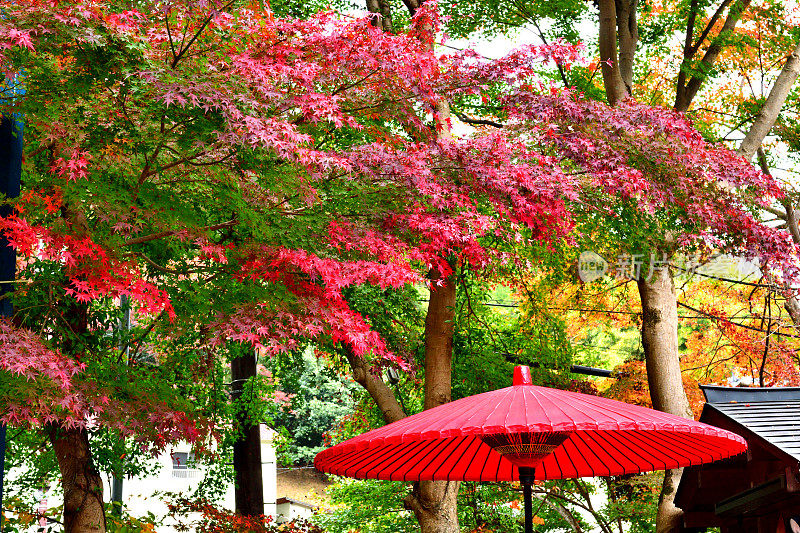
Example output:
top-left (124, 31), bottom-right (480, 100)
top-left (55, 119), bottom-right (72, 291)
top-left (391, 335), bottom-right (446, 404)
top-left (315, 366), bottom-right (746, 482)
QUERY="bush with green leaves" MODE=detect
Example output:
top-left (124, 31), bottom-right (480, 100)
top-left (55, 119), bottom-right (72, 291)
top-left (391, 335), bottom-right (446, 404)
top-left (268, 349), bottom-right (358, 466)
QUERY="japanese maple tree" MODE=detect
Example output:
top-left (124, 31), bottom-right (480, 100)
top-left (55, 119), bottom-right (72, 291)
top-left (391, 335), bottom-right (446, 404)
top-left (4, 1), bottom-right (799, 532)
top-left (0, 1), bottom-right (582, 530)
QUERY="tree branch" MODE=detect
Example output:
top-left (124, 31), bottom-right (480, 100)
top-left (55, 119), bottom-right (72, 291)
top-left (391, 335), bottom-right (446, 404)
top-left (171, 1), bottom-right (236, 69)
top-left (400, 0), bottom-right (421, 17)
top-left (121, 219), bottom-right (237, 247)
top-left (344, 347), bottom-right (406, 424)
top-left (675, 0), bottom-right (751, 111)
top-left (738, 39), bottom-right (800, 160)
top-left (690, 0), bottom-right (734, 56)
top-left (453, 112), bottom-right (504, 128)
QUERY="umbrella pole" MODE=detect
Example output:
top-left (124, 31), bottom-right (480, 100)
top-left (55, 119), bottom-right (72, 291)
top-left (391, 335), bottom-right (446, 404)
top-left (519, 467), bottom-right (535, 533)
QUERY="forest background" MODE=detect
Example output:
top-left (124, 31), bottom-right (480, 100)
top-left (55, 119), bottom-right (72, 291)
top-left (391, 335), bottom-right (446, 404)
top-left (2, 0), bottom-right (800, 531)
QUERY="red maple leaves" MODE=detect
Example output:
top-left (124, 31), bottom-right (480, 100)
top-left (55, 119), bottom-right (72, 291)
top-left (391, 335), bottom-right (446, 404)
top-left (0, 215), bottom-right (173, 317)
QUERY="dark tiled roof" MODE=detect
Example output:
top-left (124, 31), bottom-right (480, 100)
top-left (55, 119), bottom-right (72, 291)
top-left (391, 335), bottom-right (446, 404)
top-left (700, 385), bottom-right (800, 463)
top-left (702, 385), bottom-right (800, 404)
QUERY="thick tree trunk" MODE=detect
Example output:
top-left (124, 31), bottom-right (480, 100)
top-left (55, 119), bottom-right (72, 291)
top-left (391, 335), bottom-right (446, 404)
top-left (616, 0), bottom-right (639, 94)
top-left (48, 426), bottom-right (105, 533)
top-left (405, 480), bottom-right (460, 533)
top-left (598, 0), bottom-right (629, 105)
top-left (231, 350), bottom-right (264, 517)
top-left (785, 291), bottom-right (800, 325)
top-left (638, 271), bottom-right (691, 418)
top-left (656, 468), bottom-right (684, 533)
top-left (637, 269), bottom-right (692, 533)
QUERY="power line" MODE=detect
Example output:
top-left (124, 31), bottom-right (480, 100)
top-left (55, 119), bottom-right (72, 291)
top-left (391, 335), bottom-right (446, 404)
top-left (421, 299), bottom-right (800, 339)
top-left (677, 301), bottom-right (800, 339)
top-left (446, 299), bottom-right (764, 322)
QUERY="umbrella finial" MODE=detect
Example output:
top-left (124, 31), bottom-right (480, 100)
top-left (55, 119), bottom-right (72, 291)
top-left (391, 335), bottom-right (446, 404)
top-left (513, 365), bottom-right (533, 386)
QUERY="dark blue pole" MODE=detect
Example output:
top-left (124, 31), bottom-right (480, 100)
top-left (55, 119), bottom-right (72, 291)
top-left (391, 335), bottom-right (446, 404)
top-left (0, 113), bottom-right (23, 530)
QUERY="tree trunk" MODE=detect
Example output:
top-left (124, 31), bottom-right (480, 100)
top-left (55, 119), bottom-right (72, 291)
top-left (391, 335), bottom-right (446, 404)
top-left (599, 0), bottom-right (694, 519)
top-left (366, 0), bottom-right (394, 32)
top-left (779, 198), bottom-right (800, 328)
top-left (345, 347), bottom-right (405, 424)
top-left (595, 0), bottom-right (797, 530)
top-left (656, 468), bottom-right (684, 533)
top-left (422, 268), bottom-right (455, 411)
top-left (403, 268), bottom-right (460, 533)
top-left (638, 271), bottom-right (691, 418)
top-left (48, 426), bottom-right (105, 533)
top-left (231, 349), bottom-right (264, 517)
top-left (638, 269), bottom-right (692, 533)
top-left (616, 0), bottom-right (639, 94)
top-left (405, 480), bottom-right (460, 533)
top-left (598, 0), bottom-right (628, 106)
top-left (344, 268), bottom-right (460, 533)
top-left (358, 2), bottom-right (460, 529)
top-left (49, 272), bottom-right (104, 533)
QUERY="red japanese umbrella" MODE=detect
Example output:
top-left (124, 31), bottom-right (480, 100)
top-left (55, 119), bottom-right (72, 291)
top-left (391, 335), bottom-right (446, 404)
top-left (315, 366), bottom-right (746, 532)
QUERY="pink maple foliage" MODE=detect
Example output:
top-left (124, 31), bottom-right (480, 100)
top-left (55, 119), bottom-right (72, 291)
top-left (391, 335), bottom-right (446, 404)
top-left (0, 318), bottom-right (84, 390)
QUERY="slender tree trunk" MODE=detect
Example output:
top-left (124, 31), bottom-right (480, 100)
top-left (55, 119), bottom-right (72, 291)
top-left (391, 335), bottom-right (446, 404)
top-left (598, 0), bottom-right (714, 524)
top-left (403, 4), bottom-right (461, 528)
top-left (774, 197), bottom-right (800, 329)
top-left (231, 349), bottom-right (264, 517)
top-left (345, 348), bottom-right (405, 424)
top-left (48, 426), bottom-right (105, 533)
top-left (356, 2), bottom-right (461, 529)
top-left (638, 269), bottom-right (692, 533)
top-left (751, 155), bottom-right (800, 331)
top-left (534, 493), bottom-right (584, 532)
top-left (344, 268), bottom-right (460, 533)
top-left (404, 268), bottom-right (460, 533)
top-left (674, 0), bottom-right (752, 112)
top-left (49, 270), bottom-right (106, 533)
top-left (422, 268), bottom-right (455, 411)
